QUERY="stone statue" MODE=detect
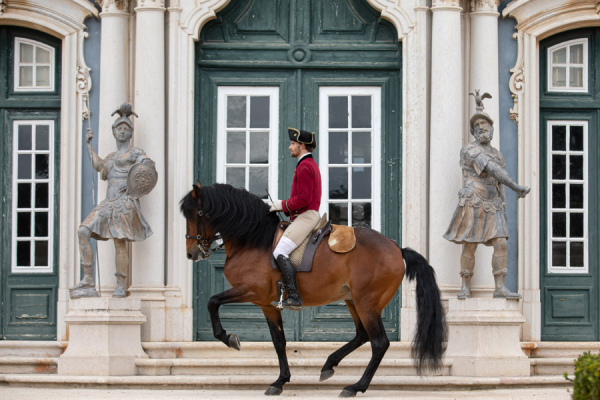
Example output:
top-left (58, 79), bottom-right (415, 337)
top-left (444, 93), bottom-right (530, 300)
top-left (70, 103), bottom-right (157, 299)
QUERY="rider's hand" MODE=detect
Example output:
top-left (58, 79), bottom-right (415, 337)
top-left (86, 128), bottom-right (94, 144)
top-left (269, 200), bottom-right (283, 212)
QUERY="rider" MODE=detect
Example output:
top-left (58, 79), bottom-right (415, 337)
top-left (269, 128), bottom-right (322, 310)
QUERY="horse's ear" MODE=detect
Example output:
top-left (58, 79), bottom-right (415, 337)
top-left (196, 180), bottom-right (202, 188)
top-left (192, 184), bottom-right (200, 200)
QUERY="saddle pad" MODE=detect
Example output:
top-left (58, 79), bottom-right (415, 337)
top-left (328, 225), bottom-right (356, 253)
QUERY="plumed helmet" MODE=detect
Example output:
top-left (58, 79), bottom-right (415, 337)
top-left (111, 102), bottom-right (139, 130)
top-left (288, 127), bottom-right (316, 149)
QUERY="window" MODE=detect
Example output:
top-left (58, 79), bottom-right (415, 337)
top-left (548, 38), bottom-right (588, 93)
top-left (547, 121), bottom-right (588, 273)
top-left (14, 38), bottom-right (54, 92)
top-left (11, 121), bottom-right (55, 273)
top-left (319, 87), bottom-right (381, 230)
top-left (216, 87), bottom-right (279, 200)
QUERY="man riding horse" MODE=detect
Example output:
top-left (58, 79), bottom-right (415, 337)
top-left (269, 128), bottom-right (322, 310)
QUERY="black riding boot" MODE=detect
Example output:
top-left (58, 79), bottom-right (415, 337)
top-left (272, 254), bottom-right (304, 311)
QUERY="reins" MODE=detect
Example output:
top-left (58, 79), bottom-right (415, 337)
top-left (185, 208), bottom-right (226, 258)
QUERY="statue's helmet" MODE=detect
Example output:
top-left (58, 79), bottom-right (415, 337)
top-left (111, 102), bottom-right (138, 130)
top-left (470, 112), bottom-right (494, 130)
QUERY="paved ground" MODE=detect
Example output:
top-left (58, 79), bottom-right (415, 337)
top-left (1, 388), bottom-right (571, 400)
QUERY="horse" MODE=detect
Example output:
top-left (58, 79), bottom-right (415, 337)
top-left (181, 182), bottom-right (446, 398)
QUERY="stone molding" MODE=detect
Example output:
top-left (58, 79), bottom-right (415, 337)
top-left (432, 0), bottom-right (461, 9)
top-left (366, 0), bottom-right (416, 39)
top-left (470, 0), bottom-right (501, 13)
top-left (135, 0), bottom-right (165, 10)
top-left (0, 0), bottom-right (5, 17)
top-left (97, 0), bottom-right (129, 13)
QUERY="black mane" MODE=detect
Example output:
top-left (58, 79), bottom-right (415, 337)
top-left (180, 183), bottom-right (279, 251)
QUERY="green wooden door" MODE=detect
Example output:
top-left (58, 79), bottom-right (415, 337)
top-left (0, 27), bottom-right (61, 340)
top-left (540, 29), bottom-right (600, 341)
top-left (194, 0), bottom-right (402, 341)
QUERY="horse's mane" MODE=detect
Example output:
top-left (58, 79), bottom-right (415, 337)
top-left (180, 183), bottom-right (279, 251)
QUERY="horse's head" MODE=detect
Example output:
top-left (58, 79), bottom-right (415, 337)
top-left (181, 181), bottom-right (222, 262)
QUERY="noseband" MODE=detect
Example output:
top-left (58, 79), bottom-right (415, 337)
top-left (185, 209), bottom-right (225, 258)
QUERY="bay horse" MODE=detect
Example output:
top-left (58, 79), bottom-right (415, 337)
top-left (181, 182), bottom-right (446, 398)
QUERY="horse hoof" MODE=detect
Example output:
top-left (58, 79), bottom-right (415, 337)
top-left (339, 389), bottom-right (356, 398)
top-left (264, 386), bottom-right (283, 396)
top-left (228, 334), bottom-right (241, 351)
top-left (319, 369), bottom-right (335, 382)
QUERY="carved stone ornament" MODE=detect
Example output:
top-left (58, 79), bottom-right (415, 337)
top-left (508, 32), bottom-right (524, 125)
top-left (0, 0), bottom-right (5, 17)
top-left (470, 0), bottom-right (501, 12)
top-left (597, 0), bottom-right (600, 16)
top-left (76, 30), bottom-right (93, 121)
top-left (136, 0), bottom-right (165, 8)
top-left (96, 0), bottom-right (129, 13)
top-left (432, 0), bottom-right (461, 7)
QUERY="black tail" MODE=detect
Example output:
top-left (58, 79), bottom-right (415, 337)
top-left (402, 247), bottom-right (446, 375)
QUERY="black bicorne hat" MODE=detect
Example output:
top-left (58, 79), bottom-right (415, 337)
top-left (288, 128), bottom-right (317, 149)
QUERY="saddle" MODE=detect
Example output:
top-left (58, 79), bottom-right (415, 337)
top-left (271, 214), bottom-right (356, 272)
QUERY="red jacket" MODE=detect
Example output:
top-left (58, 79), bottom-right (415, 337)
top-left (282, 154), bottom-right (322, 221)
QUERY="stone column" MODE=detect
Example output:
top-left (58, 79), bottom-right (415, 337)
top-left (97, 0), bottom-right (130, 295)
top-left (129, 0), bottom-right (167, 341)
top-left (467, 0), bottom-right (503, 293)
top-left (429, 0), bottom-right (464, 297)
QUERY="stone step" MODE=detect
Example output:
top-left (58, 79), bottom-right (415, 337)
top-left (136, 357), bottom-right (452, 377)
top-left (0, 341), bottom-right (66, 358)
top-left (530, 357), bottom-right (576, 376)
top-left (0, 357), bottom-right (58, 374)
top-left (524, 342), bottom-right (600, 358)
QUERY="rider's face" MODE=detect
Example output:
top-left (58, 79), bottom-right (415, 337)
top-left (113, 124), bottom-right (133, 143)
top-left (289, 141), bottom-right (304, 158)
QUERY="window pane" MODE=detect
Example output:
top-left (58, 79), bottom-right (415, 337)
top-left (329, 168), bottom-right (348, 199)
top-left (569, 155), bottom-right (583, 180)
top-left (19, 66), bottom-right (33, 87)
top-left (34, 212), bottom-right (48, 237)
top-left (18, 154), bottom-right (32, 179)
top-left (249, 132), bottom-right (269, 164)
top-left (16, 241), bottom-right (31, 267)
top-left (570, 184), bottom-right (584, 209)
top-left (551, 125), bottom-right (566, 151)
top-left (352, 132), bottom-right (371, 164)
top-left (551, 241), bottom-right (566, 267)
top-left (36, 125), bottom-right (50, 150)
top-left (570, 67), bottom-right (583, 88)
top-left (17, 212), bottom-right (31, 237)
top-left (352, 167), bottom-right (371, 199)
top-left (570, 213), bottom-right (584, 238)
top-left (36, 66), bottom-right (50, 86)
top-left (329, 132), bottom-right (348, 164)
top-left (552, 67), bottom-right (566, 87)
top-left (552, 212), bottom-right (566, 237)
top-left (17, 183), bottom-right (32, 209)
top-left (552, 47), bottom-right (566, 64)
top-left (20, 43), bottom-right (33, 63)
top-left (552, 155), bottom-right (566, 180)
top-left (249, 96), bottom-right (269, 128)
top-left (226, 132), bottom-right (246, 164)
top-left (248, 167), bottom-right (268, 199)
top-left (35, 154), bottom-right (49, 179)
top-left (226, 167), bottom-right (245, 189)
top-left (569, 126), bottom-right (584, 151)
top-left (329, 203), bottom-right (348, 226)
top-left (227, 96), bottom-right (246, 128)
top-left (552, 184), bottom-right (565, 209)
top-left (36, 47), bottom-right (50, 63)
top-left (329, 96), bottom-right (348, 129)
top-left (18, 125), bottom-right (33, 150)
top-left (35, 183), bottom-right (49, 208)
top-left (352, 203), bottom-right (371, 228)
top-left (34, 241), bottom-right (49, 267)
top-left (570, 242), bottom-right (584, 267)
top-left (570, 44), bottom-right (583, 64)
top-left (351, 96), bottom-right (371, 128)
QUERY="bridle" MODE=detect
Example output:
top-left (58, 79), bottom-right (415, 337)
top-left (185, 208), bottom-right (225, 258)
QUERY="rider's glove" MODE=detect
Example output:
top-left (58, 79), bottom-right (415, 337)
top-left (269, 200), bottom-right (283, 212)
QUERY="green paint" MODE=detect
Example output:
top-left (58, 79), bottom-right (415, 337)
top-left (193, 0), bottom-right (402, 341)
top-left (540, 28), bottom-right (600, 341)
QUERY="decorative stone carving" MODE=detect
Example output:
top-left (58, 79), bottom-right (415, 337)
top-left (432, 0), bottom-right (461, 7)
top-left (0, 0), bottom-right (6, 17)
top-left (76, 30), bottom-right (93, 121)
top-left (136, 0), bottom-right (165, 8)
top-left (508, 32), bottom-right (524, 125)
top-left (470, 0), bottom-right (501, 12)
top-left (597, 0), bottom-right (600, 16)
top-left (97, 0), bottom-right (129, 13)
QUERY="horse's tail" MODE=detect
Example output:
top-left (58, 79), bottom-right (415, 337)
top-left (402, 247), bottom-right (447, 375)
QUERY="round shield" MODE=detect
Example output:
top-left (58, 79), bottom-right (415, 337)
top-left (127, 162), bottom-right (158, 199)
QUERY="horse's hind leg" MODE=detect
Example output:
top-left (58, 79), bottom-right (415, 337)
top-left (207, 286), bottom-right (252, 350)
top-left (262, 306), bottom-right (290, 396)
top-left (339, 310), bottom-right (389, 398)
top-left (320, 300), bottom-right (369, 382)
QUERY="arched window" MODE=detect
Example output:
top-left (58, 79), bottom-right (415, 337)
top-left (548, 38), bottom-right (588, 92)
top-left (14, 37), bottom-right (55, 92)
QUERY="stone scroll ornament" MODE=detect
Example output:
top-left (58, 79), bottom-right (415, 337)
top-left (70, 103), bottom-right (157, 299)
top-left (443, 90), bottom-right (530, 300)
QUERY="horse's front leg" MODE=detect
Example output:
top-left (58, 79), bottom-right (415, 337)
top-left (207, 286), bottom-right (253, 350)
top-left (262, 306), bottom-right (290, 396)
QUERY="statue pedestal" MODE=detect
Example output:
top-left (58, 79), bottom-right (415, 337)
top-left (58, 298), bottom-right (148, 376)
top-left (445, 298), bottom-right (529, 377)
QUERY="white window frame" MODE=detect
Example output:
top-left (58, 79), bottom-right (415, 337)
top-left (11, 120), bottom-right (55, 273)
top-left (216, 86), bottom-right (279, 201)
top-left (318, 86), bottom-right (382, 231)
top-left (547, 38), bottom-right (588, 93)
top-left (14, 37), bottom-right (55, 92)
top-left (547, 120), bottom-right (588, 274)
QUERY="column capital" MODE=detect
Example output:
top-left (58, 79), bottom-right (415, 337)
top-left (431, 0), bottom-right (462, 11)
top-left (135, 0), bottom-right (165, 11)
top-left (97, 0), bottom-right (130, 14)
top-left (470, 0), bottom-right (501, 14)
